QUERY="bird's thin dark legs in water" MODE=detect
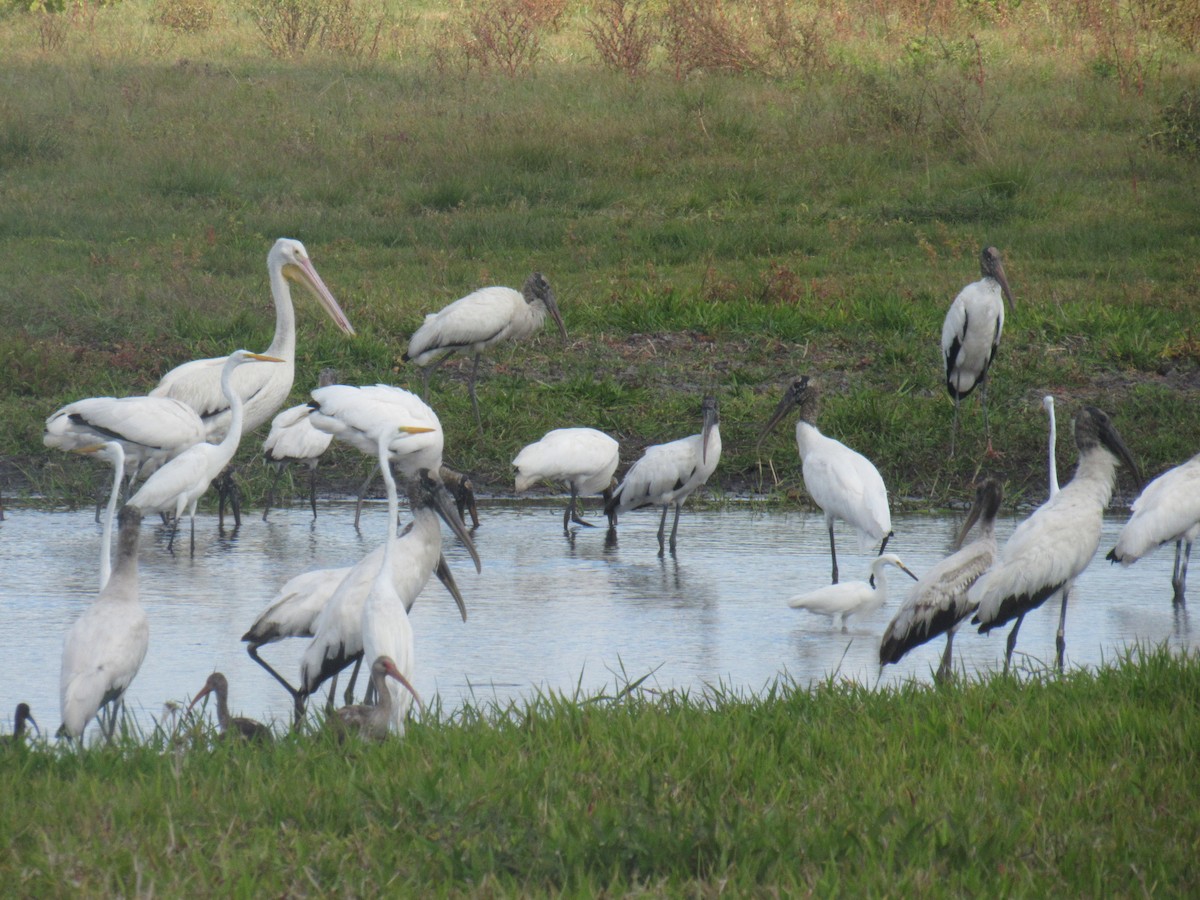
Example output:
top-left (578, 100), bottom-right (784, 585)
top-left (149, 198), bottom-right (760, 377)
top-left (878, 531), bottom-right (893, 556)
top-left (668, 503), bottom-right (682, 554)
top-left (468, 353), bottom-right (483, 433)
top-left (247, 644), bottom-right (304, 709)
top-left (656, 505), bottom-right (669, 556)
top-left (1004, 614), bottom-right (1025, 674)
top-left (262, 468), bottom-right (283, 521)
top-left (936, 631), bottom-right (956, 684)
top-left (563, 487), bottom-right (576, 535)
top-left (1173, 539), bottom-right (1191, 606)
top-left (828, 523), bottom-right (839, 584)
top-left (1055, 586), bottom-right (1071, 672)
top-left (308, 467), bottom-right (319, 520)
top-left (981, 379), bottom-right (992, 453)
top-left (354, 462), bottom-right (378, 531)
top-left (216, 467), bottom-right (242, 529)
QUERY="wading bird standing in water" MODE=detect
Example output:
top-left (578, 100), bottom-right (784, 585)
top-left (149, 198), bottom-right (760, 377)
top-left (788, 553), bottom-right (918, 632)
top-left (513, 427), bottom-right (620, 535)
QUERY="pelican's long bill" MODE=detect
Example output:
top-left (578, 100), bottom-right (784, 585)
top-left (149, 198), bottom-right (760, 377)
top-left (757, 376), bottom-right (809, 451)
top-left (284, 254), bottom-right (356, 337)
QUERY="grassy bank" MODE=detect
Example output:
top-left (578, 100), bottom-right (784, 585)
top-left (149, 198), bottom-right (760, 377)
top-left (0, 0), bottom-right (1198, 513)
top-left (3, 647), bottom-right (1198, 894)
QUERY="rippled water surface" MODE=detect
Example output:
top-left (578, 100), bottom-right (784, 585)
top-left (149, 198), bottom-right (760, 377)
top-left (1, 499), bottom-right (1193, 738)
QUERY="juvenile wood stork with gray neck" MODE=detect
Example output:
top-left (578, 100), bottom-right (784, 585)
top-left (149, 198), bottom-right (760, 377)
top-left (514, 427), bottom-right (620, 534)
top-left (403, 272), bottom-right (566, 430)
top-left (1107, 451), bottom-right (1200, 606)
top-left (605, 396), bottom-right (721, 556)
top-left (941, 246), bottom-right (1015, 457)
top-left (187, 672), bottom-right (272, 743)
top-left (970, 406), bottom-right (1141, 672)
top-left (3, 703), bottom-right (39, 747)
top-left (758, 376), bottom-right (892, 584)
top-left (788, 553), bottom-right (918, 632)
top-left (880, 478), bottom-right (1003, 682)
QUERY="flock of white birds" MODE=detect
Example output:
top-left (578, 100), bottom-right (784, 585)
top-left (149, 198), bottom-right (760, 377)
top-left (13, 241), bottom-right (1200, 745)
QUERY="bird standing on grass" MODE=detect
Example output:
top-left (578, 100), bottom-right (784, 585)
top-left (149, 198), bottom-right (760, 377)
top-left (941, 246), bottom-right (1014, 457)
top-left (788, 553), bottom-right (918, 632)
top-left (514, 427), bottom-right (620, 534)
top-left (2, 703), bottom-right (39, 747)
top-left (329, 656), bottom-right (421, 741)
top-left (758, 376), bottom-right (892, 584)
top-left (403, 272), bottom-right (566, 430)
top-left (187, 672), bottom-right (272, 742)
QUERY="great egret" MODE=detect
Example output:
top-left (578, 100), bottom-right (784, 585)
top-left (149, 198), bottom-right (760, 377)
top-left (1107, 452), bottom-right (1200, 606)
top-left (513, 427), bottom-right (620, 534)
top-left (942, 246), bottom-right (1014, 456)
top-left (187, 672), bottom-right (272, 742)
top-left (328, 656), bottom-right (421, 741)
top-left (59, 505), bottom-right (147, 742)
top-left (970, 406), bottom-right (1140, 671)
top-left (606, 396), bottom-right (721, 556)
top-left (403, 272), bottom-right (566, 429)
top-left (261, 368), bottom-right (338, 520)
top-left (128, 351), bottom-right (285, 554)
top-left (758, 376), bottom-right (892, 584)
top-left (880, 479), bottom-right (1003, 681)
top-left (788, 553), bottom-right (918, 632)
top-left (72, 441), bottom-right (126, 590)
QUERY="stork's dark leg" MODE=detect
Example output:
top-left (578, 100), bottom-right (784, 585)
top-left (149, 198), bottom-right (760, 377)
top-left (166, 516), bottom-right (179, 554)
top-left (1004, 613), bottom-right (1025, 674)
top-left (828, 522), bottom-right (839, 585)
top-left (308, 464), bottom-right (319, 520)
top-left (262, 466), bottom-right (283, 522)
top-left (656, 505), bottom-right (669, 556)
top-left (189, 514), bottom-right (196, 557)
top-left (247, 644), bottom-right (304, 702)
top-left (668, 503), bottom-right (682, 554)
top-left (1172, 539), bottom-right (1191, 606)
top-left (950, 396), bottom-right (961, 459)
top-left (216, 467), bottom-right (242, 530)
top-left (1055, 585), bottom-right (1071, 672)
top-left (936, 631), bottom-right (955, 684)
top-left (567, 485), bottom-right (597, 531)
top-left (343, 654), bottom-right (363, 705)
top-left (468, 353), bottom-right (483, 433)
top-left (981, 378), bottom-right (992, 453)
top-left (562, 488), bottom-right (574, 535)
top-left (417, 350), bottom-right (457, 401)
top-left (878, 530), bottom-right (893, 556)
top-left (354, 462), bottom-right (379, 531)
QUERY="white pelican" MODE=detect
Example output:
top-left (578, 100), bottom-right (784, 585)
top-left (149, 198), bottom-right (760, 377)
top-left (880, 479), bottom-right (1003, 681)
top-left (187, 672), bottom-right (272, 742)
top-left (261, 368), bottom-right (338, 520)
top-left (72, 441), bottom-right (126, 590)
top-left (788, 553), bottom-right (918, 632)
top-left (44, 395), bottom-right (206, 488)
top-left (970, 406), bottom-right (1140, 671)
top-left (513, 427), bottom-right (620, 534)
top-left (941, 246), bottom-right (1014, 456)
top-left (758, 376), bottom-right (892, 584)
top-left (606, 396), bottom-right (721, 556)
top-left (1107, 451), bottom-right (1200, 606)
top-left (59, 505), bottom-right (147, 742)
top-left (329, 656), bottom-right (421, 741)
top-left (403, 272), bottom-right (566, 429)
top-left (128, 351), bottom-right (284, 554)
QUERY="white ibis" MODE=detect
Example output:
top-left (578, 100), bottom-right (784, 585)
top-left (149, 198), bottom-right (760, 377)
top-left (758, 376), bottom-right (892, 584)
top-left (150, 238), bottom-right (353, 522)
top-left (941, 246), bottom-right (1014, 456)
top-left (880, 479), bottom-right (1003, 681)
top-left (2, 703), bottom-right (39, 746)
top-left (788, 553), bottom-right (918, 632)
top-left (72, 441), bottom-right (126, 590)
top-left (44, 395), bottom-right (206, 489)
top-left (59, 505), bottom-right (147, 742)
top-left (329, 656), bottom-right (422, 741)
top-left (606, 396), bottom-right (721, 556)
top-left (187, 672), bottom-right (272, 742)
top-left (970, 406), bottom-right (1140, 672)
top-left (1107, 451), bottom-right (1200, 606)
top-left (403, 272), bottom-right (566, 429)
top-left (513, 427), bottom-right (620, 534)
top-left (261, 368), bottom-right (338, 520)
top-left (128, 351), bottom-right (285, 554)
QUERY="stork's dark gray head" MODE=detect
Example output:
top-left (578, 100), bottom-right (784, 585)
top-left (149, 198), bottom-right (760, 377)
top-left (523, 272), bottom-right (567, 341)
top-left (758, 375), bottom-right (819, 449)
top-left (405, 468), bottom-right (482, 575)
top-left (955, 478), bottom-right (1003, 550)
top-left (1074, 406), bottom-right (1142, 487)
top-left (980, 246), bottom-right (1014, 310)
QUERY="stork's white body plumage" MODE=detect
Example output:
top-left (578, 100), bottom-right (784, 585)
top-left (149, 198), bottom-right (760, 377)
top-left (264, 404), bottom-right (333, 470)
top-left (1108, 452), bottom-right (1200, 605)
top-left (59, 506), bottom-right (147, 741)
top-left (788, 553), bottom-right (917, 631)
top-left (307, 384), bottom-right (444, 474)
top-left (608, 398), bottom-right (721, 555)
top-left (970, 406), bottom-right (1140, 670)
top-left (514, 427), bottom-right (620, 532)
top-left (150, 238), bottom-right (353, 441)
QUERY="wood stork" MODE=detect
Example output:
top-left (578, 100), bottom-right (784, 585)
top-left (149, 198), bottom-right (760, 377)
top-left (72, 442), bottom-right (126, 590)
top-left (758, 376), bottom-right (892, 584)
top-left (261, 368), bottom-right (338, 521)
top-left (788, 553), bottom-right (918, 632)
top-left (880, 479), bottom-right (1003, 681)
top-left (1107, 451), bottom-right (1200, 606)
top-left (941, 246), bottom-right (1015, 456)
top-left (328, 656), bottom-right (422, 741)
top-left (2, 703), bottom-right (38, 746)
top-left (970, 406), bottom-right (1140, 672)
top-left (605, 396), bottom-right (721, 556)
top-left (150, 238), bottom-right (354, 523)
top-left (352, 464), bottom-right (480, 532)
top-left (403, 272), bottom-right (566, 430)
top-left (59, 505), bottom-right (147, 742)
top-left (187, 672), bottom-right (272, 742)
top-left (44, 395), bottom-right (206, 490)
top-left (128, 351), bottom-right (284, 554)
top-left (513, 427), bottom-right (620, 534)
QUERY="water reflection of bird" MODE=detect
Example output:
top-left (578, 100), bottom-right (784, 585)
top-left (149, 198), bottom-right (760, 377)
top-left (59, 505), bottom-right (147, 742)
top-left (514, 427), bottom-right (620, 534)
top-left (788, 553), bottom-right (917, 632)
top-left (403, 272), bottom-right (566, 430)
top-left (941, 246), bottom-right (1014, 456)
top-left (187, 672), bottom-right (272, 743)
top-left (129, 351), bottom-right (285, 554)
top-left (329, 656), bottom-right (421, 741)
top-left (607, 396), bottom-right (721, 557)
top-left (1107, 452), bottom-right (1200, 606)
top-left (261, 368), bottom-right (338, 521)
top-left (880, 479), bottom-right (1002, 681)
top-left (758, 376), bottom-right (892, 584)
top-left (971, 406), bottom-right (1141, 672)
top-left (2, 703), bottom-right (38, 747)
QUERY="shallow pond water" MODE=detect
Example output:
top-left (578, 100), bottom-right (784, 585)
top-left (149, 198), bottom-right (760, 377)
top-left (0, 498), bottom-right (1192, 739)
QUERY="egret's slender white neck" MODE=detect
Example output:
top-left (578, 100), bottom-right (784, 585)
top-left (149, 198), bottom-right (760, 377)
top-left (378, 430), bottom-right (399, 557)
top-left (265, 259), bottom-right (298, 359)
top-left (99, 444), bottom-right (125, 591)
top-left (218, 359), bottom-right (248, 455)
top-left (1046, 402), bottom-right (1059, 498)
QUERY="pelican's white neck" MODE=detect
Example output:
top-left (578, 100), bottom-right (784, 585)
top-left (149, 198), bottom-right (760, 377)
top-left (266, 258), bottom-right (298, 359)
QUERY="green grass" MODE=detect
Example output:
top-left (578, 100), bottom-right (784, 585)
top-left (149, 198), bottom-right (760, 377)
top-left (0, 1), bottom-right (1197, 516)
top-left (3, 647), bottom-right (1199, 894)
